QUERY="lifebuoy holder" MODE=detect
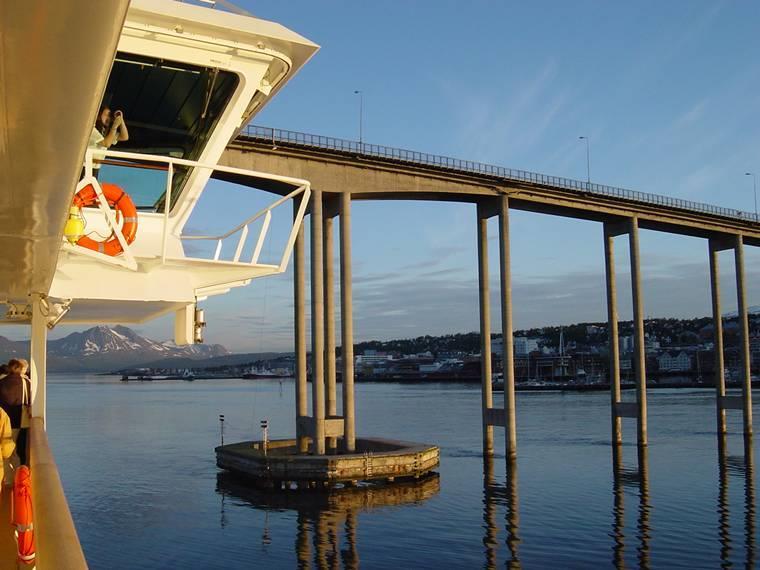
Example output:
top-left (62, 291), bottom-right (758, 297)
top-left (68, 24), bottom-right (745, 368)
top-left (72, 183), bottom-right (138, 256)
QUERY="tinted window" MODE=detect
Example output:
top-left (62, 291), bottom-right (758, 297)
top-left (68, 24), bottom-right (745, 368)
top-left (98, 53), bottom-right (239, 211)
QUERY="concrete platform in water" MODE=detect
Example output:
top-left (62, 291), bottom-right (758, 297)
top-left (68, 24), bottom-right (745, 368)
top-left (216, 438), bottom-right (439, 488)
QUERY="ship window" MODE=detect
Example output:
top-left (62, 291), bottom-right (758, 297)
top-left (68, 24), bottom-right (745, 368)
top-left (96, 52), bottom-right (239, 211)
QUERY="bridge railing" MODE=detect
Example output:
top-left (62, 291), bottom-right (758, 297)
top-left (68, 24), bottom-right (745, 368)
top-left (241, 125), bottom-right (759, 225)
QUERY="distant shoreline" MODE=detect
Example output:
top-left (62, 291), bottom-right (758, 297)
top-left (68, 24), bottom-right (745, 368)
top-left (107, 372), bottom-right (760, 393)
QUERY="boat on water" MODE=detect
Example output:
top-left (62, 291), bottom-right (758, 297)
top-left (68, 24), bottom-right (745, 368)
top-left (121, 370), bottom-right (196, 382)
top-left (242, 368), bottom-right (291, 379)
top-left (1, 1), bottom-right (317, 565)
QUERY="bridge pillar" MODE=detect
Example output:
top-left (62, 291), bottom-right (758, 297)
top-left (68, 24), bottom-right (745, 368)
top-left (310, 189), bottom-right (326, 455)
top-left (339, 192), bottom-right (356, 453)
top-left (476, 202), bottom-right (494, 456)
top-left (293, 198), bottom-right (309, 453)
top-left (734, 235), bottom-right (753, 436)
top-left (629, 217), bottom-right (648, 447)
top-left (499, 195), bottom-right (517, 460)
top-left (476, 196), bottom-right (516, 461)
top-left (708, 237), bottom-right (727, 436)
top-left (603, 223), bottom-right (622, 446)
top-left (323, 211), bottom-right (338, 450)
top-left (604, 218), bottom-right (647, 448)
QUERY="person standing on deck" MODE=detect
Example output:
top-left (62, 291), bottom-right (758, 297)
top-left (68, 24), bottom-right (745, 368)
top-left (0, 360), bottom-right (31, 464)
top-left (85, 105), bottom-right (129, 179)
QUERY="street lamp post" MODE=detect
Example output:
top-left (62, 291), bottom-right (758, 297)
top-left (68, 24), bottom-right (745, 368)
top-left (745, 172), bottom-right (757, 221)
top-left (353, 90), bottom-right (363, 145)
top-left (579, 136), bottom-right (591, 190)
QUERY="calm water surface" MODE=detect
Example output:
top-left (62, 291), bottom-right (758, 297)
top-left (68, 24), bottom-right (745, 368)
top-left (47, 375), bottom-right (758, 569)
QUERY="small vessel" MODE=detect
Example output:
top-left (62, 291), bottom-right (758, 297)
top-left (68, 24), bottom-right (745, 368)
top-left (243, 367), bottom-right (291, 379)
top-left (492, 372), bottom-right (504, 391)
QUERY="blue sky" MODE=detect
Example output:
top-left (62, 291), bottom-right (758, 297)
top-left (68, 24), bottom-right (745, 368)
top-left (8, 1), bottom-right (760, 352)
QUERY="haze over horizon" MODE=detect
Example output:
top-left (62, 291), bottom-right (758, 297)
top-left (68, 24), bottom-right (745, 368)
top-left (4, 0), bottom-right (760, 352)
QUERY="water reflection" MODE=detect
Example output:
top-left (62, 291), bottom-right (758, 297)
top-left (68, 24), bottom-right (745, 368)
top-left (611, 445), bottom-right (651, 569)
top-left (482, 457), bottom-right (520, 569)
top-left (216, 472), bottom-right (440, 568)
top-left (717, 434), bottom-right (756, 569)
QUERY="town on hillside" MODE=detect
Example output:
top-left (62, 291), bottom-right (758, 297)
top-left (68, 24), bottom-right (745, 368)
top-left (123, 314), bottom-right (760, 388)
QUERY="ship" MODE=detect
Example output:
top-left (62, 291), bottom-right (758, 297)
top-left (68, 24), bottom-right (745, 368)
top-left (242, 367), bottom-right (292, 379)
top-left (0, 1), bottom-right (317, 565)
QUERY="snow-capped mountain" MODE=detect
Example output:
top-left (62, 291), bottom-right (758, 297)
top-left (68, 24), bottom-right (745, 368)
top-left (0, 325), bottom-right (228, 372)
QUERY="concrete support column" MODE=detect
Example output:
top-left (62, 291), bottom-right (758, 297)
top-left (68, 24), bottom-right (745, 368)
top-left (30, 293), bottom-right (48, 422)
top-left (734, 235), bottom-right (753, 436)
top-left (293, 200), bottom-right (309, 453)
top-left (310, 189), bottom-right (326, 455)
top-left (339, 192), bottom-right (356, 453)
top-left (709, 239), bottom-right (727, 435)
top-left (477, 204), bottom-right (494, 456)
top-left (498, 195), bottom-right (517, 460)
top-left (323, 214), bottom-right (337, 450)
top-left (603, 224), bottom-right (622, 445)
top-left (628, 217), bottom-right (648, 447)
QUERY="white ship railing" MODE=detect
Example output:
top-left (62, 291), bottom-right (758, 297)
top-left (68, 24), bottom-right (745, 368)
top-left (77, 149), bottom-right (311, 272)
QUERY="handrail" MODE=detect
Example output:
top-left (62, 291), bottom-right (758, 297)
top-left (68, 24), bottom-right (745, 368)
top-left (80, 148), bottom-right (312, 272)
top-left (29, 417), bottom-right (88, 569)
top-left (181, 184), bottom-right (305, 241)
top-left (86, 148), bottom-right (310, 188)
top-left (240, 125), bottom-right (760, 225)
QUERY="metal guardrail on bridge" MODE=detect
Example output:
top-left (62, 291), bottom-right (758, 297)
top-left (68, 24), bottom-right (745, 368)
top-left (240, 125), bottom-right (760, 225)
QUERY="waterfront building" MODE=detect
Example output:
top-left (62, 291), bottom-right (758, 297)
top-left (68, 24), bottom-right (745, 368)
top-left (356, 351), bottom-right (393, 366)
top-left (619, 335), bottom-right (634, 354)
top-left (658, 350), bottom-right (693, 372)
top-left (514, 337), bottom-right (539, 356)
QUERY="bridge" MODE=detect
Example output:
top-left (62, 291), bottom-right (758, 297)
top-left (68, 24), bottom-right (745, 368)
top-left (220, 125), bottom-right (759, 464)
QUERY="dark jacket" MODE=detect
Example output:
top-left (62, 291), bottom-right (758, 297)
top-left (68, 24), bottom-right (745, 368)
top-left (0, 373), bottom-right (31, 428)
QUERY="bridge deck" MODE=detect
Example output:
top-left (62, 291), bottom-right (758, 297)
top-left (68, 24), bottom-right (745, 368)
top-left (222, 126), bottom-right (760, 246)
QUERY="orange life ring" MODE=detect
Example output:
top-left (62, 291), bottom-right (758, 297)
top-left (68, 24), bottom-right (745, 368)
top-left (73, 183), bottom-right (138, 256)
top-left (11, 466), bottom-right (35, 565)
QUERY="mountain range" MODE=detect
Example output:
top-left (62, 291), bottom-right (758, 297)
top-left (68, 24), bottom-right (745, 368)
top-left (0, 325), bottom-right (229, 372)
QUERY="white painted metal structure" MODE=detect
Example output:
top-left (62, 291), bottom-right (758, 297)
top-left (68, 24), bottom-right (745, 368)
top-left (0, 1), bottom-right (130, 305)
top-left (46, 0), bottom-right (318, 332)
top-left (50, 149), bottom-right (310, 330)
top-left (2, 0), bottom-right (318, 334)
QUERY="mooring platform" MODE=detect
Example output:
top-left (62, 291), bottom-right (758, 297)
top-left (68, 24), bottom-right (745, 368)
top-left (216, 437), bottom-right (440, 487)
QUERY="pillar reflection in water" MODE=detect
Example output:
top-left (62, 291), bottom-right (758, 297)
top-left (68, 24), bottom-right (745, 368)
top-left (482, 457), bottom-right (520, 569)
top-left (717, 433), bottom-right (756, 568)
top-left (216, 472), bottom-right (439, 568)
top-left (611, 445), bottom-right (651, 570)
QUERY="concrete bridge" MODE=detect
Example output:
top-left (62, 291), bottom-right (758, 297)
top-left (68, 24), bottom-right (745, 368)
top-left (219, 125), bottom-right (760, 464)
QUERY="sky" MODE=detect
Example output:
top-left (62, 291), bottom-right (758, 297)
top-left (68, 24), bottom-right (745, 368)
top-left (7, 1), bottom-right (760, 352)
